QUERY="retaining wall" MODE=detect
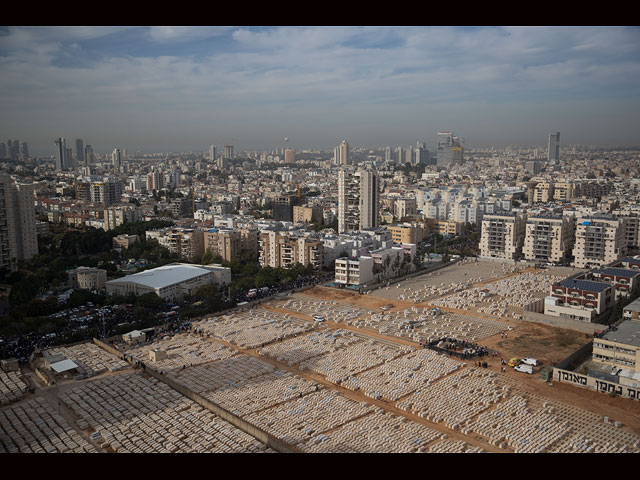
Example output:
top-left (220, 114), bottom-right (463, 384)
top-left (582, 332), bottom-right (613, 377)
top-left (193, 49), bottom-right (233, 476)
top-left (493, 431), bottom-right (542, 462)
top-left (523, 311), bottom-right (602, 334)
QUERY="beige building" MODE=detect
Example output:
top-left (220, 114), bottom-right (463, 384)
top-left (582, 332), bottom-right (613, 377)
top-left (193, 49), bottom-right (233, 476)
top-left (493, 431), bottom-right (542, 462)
top-left (203, 227), bottom-right (258, 262)
top-left (572, 215), bottom-right (628, 269)
top-left (393, 197), bottom-right (417, 221)
top-left (204, 229), bottom-right (240, 263)
top-left (479, 213), bottom-right (526, 260)
top-left (146, 228), bottom-right (204, 261)
top-left (523, 214), bottom-right (575, 264)
top-left (67, 266), bottom-right (108, 291)
top-left (592, 319), bottom-right (640, 375)
top-left (258, 231), bottom-right (323, 270)
top-left (533, 182), bottom-right (554, 203)
top-left (387, 223), bottom-right (425, 245)
top-left (434, 220), bottom-right (464, 237)
top-left (104, 204), bottom-right (141, 230)
top-left (293, 204), bottom-right (323, 224)
top-left (112, 234), bottom-right (140, 249)
top-left (553, 182), bottom-right (576, 202)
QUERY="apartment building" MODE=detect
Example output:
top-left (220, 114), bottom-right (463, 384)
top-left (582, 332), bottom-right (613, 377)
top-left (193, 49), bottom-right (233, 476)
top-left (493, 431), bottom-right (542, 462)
top-left (334, 256), bottom-right (374, 286)
top-left (104, 204), bottom-right (141, 230)
top-left (338, 169), bottom-right (379, 233)
top-left (572, 215), bottom-right (628, 269)
top-left (258, 230), bottom-right (324, 270)
top-left (146, 228), bottom-right (204, 261)
top-left (293, 204), bottom-right (323, 224)
top-left (533, 182), bottom-right (554, 203)
top-left (522, 214), bottom-right (575, 264)
top-left (479, 212), bottom-right (526, 260)
top-left (387, 223), bottom-right (425, 245)
top-left (434, 219), bottom-right (464, 237)
top-left (0, 176), bottom-right (38, 271)
top-left (393, 197), bottom-right (417, 220)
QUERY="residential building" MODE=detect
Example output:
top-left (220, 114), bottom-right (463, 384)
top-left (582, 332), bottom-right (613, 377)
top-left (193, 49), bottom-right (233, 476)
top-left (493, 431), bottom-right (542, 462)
top-left (104, 204), bottom-right (141, 230)
top-left (0, 176), bottom-right (38, 271)
top-left (338, 169), bottom-right (379, 233)
top-left (572, 215), bottom-right (628, 269)
top-left (479, 212), bottom-right (526, 260)
top-left (523, 214), bottom-right (575, 264)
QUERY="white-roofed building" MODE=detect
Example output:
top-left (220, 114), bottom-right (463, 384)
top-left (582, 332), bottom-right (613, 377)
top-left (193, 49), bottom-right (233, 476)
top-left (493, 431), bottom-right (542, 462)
top-left (106, 262), bottom-right (231, 301)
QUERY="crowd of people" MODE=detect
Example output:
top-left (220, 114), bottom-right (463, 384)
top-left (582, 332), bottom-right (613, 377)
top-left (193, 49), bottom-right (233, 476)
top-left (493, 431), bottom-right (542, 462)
top-left (424, 337), bottom-right (492, 360)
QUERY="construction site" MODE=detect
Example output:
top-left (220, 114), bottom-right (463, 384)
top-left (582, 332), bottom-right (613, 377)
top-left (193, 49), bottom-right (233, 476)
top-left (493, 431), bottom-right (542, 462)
top-left (2, 259), bottom-right (640, 453)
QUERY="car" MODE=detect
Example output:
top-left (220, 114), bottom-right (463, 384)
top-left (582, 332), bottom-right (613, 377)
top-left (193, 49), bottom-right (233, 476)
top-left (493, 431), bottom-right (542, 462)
top-left (514, 364), bottom-right (533, 374)
top-left (313, 315), bottom-right (325, 322)
top-left (380, 306), bottom-right (388, 311)
top-left (507, 357), bottom-right (521, 367)
top-left (521, 357), bottom-right (539, 366)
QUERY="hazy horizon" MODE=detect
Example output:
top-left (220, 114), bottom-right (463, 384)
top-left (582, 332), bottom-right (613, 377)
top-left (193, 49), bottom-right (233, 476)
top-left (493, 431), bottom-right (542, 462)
top-left (2, 26), bottom-right (639, 156)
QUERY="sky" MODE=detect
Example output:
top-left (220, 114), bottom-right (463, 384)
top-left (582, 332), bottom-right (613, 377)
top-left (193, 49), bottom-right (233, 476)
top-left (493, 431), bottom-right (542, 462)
top-left (1, 26), bottom-right (640, 156)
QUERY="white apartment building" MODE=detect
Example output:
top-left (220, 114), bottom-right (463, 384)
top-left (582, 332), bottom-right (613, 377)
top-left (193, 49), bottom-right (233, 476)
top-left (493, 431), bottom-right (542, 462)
top-left (522, 214), bottom-right (575, 264)
top-left (572, 215), bottom-right (628, 269)
top-left (479, 212), bottom-right (526, 261)
top-left (334, 256), bottom-right (374, 287)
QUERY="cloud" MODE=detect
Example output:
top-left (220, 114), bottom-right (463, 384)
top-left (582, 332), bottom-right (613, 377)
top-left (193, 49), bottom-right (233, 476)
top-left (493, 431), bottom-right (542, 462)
top-left (1, 26), bottom-right (639, 152)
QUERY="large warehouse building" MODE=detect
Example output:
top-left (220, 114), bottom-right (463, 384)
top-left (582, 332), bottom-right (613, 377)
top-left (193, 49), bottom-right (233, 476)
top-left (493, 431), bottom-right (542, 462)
top-left (106, 263), bottom-right (231, 301)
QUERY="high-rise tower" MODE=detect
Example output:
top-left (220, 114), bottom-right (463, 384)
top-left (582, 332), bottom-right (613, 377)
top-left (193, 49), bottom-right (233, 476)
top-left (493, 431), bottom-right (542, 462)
top-left (338, 168), bottom-right (379, 233)
top-left (547, 132), bottom-right (560, 164)
top-left (75, 138), bottom-right (85, 166)
top-left (54, 137), bottom-right (69, 171)
top-left (334, 140), bottom-right (350, 166)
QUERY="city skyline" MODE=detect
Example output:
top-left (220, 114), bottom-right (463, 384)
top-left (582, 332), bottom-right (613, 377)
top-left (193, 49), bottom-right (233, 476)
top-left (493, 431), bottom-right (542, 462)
top-left (1, 26), bottom-right (639, 155)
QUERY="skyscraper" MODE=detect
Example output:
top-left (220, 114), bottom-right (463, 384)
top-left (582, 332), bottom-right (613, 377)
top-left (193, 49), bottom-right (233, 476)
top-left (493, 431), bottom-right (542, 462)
top-left (75, 139), bottom-right (85, 166)
top-left (54, 137), bottom-right (69, 171)
top-left (84, 144), bottom-right (93, 166)
top-left (548, 132), bottom-right (560, 164)
top-left (209, 145), bottom-right (216, 162)
top-left (436, 132), bottom-right (463, 167)
top-left (112, 148), bottom-right (122, 172)
top-left (0, 175), bottom-right (37, 271)
top-left (284, 148), bottom-right (296, 164)
top-left (334, 140), bottom-right (350, 166)
top-left (338, 168), bottom-right (379, 233)
top-left (223, 145), bottom-right (234, 159)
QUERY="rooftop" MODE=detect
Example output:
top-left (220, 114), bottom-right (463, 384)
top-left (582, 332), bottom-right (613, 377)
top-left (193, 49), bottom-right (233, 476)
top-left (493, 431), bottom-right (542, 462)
top-left (593, 267), bottom-right (640, 278)
top-left (601, 320), bottom-right (640, 348)
top-left (106, 263), bottom-right (214, 289)
top-left (556, 278), bottom-right (611, 292)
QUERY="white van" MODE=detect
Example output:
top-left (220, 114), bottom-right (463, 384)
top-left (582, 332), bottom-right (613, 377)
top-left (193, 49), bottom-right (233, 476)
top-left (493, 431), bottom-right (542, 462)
top-left (522, 357), bottom-right (539, 366)
top-left (514, 364), bottom-right (533, 374)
